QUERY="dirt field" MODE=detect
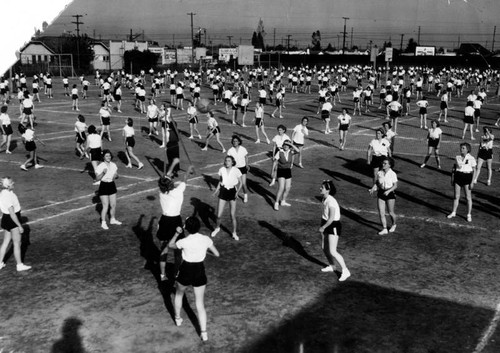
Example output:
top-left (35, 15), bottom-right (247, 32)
top-left (0, 72), bottom-right (499, 353)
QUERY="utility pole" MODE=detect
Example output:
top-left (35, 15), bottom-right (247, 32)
top-left (350, 27), bottom-right (354, 50)
top-left (337, 35), bottom-right (340, 49)
top-left (400, 34), bottom-right (404, 51)
top-left (172, 34), bottom-right (175, 48)
top-left (342, 17), bottom-right (349, 55)
top-left (187, 12), bottom-right (196, 64)
top-left (492, 26), bottom-right (497, 52)
top-left (417, 26), bottom-right (421, 45)
top-left (273, 28), bottom-right (276, 49)
top-left (72, 14), bottom-right (85, 71)
top-left (286, 34), bottom-right (292, 54)
top-left (227, 36), bottom-right (233, 46)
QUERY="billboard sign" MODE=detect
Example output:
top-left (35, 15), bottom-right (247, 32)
top-left (238, 45), bottom-right (254, 65)
top-left (415, 46), bottom-right (436, 56)
top-left (219, 48), bottom-right (238, 62)
top-left (385, 47), bottom-right (393, 62)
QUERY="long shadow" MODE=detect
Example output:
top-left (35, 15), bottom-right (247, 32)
top-left (248, 165), bottom-right (272, 183)
top-left (189, 197), bottom-right (216, 230)
top-left (145, 155), bottom-right (165, 177)
top-left (319, 167), bottom-right (370, 189)
top-left (336, 156), bottom-right (373, 179)
top-left (51, 317), bottom-right (86, 353)
top-left (308, 136), bottom-right (335, 148)
top-left (246, 179), bottom-right (275, 207)
top-left (258, 221), bottom-right (327, 268)
top-left (393, 154), bottom-right (454, 175)
top-left (239, 282), bottom-right (495, 353)
top-left (131, 215), bottom-right (199, 331)
top-left (116, 151), bottom-right (128, 166)
top-left (340, 206), bottom-right (381, 232)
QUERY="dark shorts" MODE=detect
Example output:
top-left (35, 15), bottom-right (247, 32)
top-left (428, 138), bottom-right (439, 148)
top-left (126, 136), bottom-right (135, 148)
top-left (2, 125), bottom-right (13, 135)
top-left (370, 155), bottom-right (386, 169)
top-left (478, 148), bottom-right (492, 160)
top-left (440, 101), bottom-right (447, 110)
top-left (259, 97), bottom-right (266, 104)
top-left (353, 97), bottom-right (360, 103)
top-left (209, 126), bottom-right (221, 136)
top-left (255, 118), bottom-right (263, 127)
top-left (321, 218), bottom-right (342, 236)
top-left (463, 115), bottom-right (474, 124)
top-left (377, 189), bottom-right (396, 201)
top-left (389, 110), bottom-right (400, 118)
top-left (293, 141), bottom-right (304, 148)
top-left (339, 124), bottom-right (349, 131)
top-left (148, 117), bottom-right (158, 123)
top-left (171, 89), bottom-right (176, 95)
top-left (76, 132), bottom-right (86, 144)
top-left (72, 94), bottom-right (78, 100)
top-left (90, 147), bottom-right (102, 161)
top-left (453, 171), bottom-right (473, 187)
top-left (176, 94), bottom-right (183, 99)
top-left (98, 181), bottom-right (117, 196)
top-left (189, 116), bottom-right (198, 124)
top-left (139, 96), bottom-right (145, 102)
top-left (114, 95), bottom-right (121, 101)
top-left (321, 110), bottom-right (330, 120)
top-left (101, 117), bottom-right (110, 126)
top-left (176, 261), bottom-right (207, 287)
top-left (419, 107), bottom-right (427, 115)
top-left (23, 108), bottom-right (33, 115)
top-left (219, 186), bottom-right (237, 201)
top-left (319, 96), bottom-right (326, 103)
top-left (156, 214), bottom-right (183, 241)
top-left (167, 142), bottom-right (180, 161)
top-left (240, 105), bottom-right (247, 113)
top-left (238, 166), bottom-right (247, 175)
top-left (277, 168), bottom-right (292, 179)
top-left (1, 211), bottom-right (21, 231)
top-left (474, 109), bottom-right (480, 118)
top-left (25, 140), bottom-right (36, 152)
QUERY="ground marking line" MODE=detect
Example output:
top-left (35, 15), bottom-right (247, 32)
top-left (473, 302), bottom-right (500, 353)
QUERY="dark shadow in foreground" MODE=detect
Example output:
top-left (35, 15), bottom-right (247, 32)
top-left (51, 317), bottom-right (86, 353)
top-left (238, 281), bottom-right (494, 353)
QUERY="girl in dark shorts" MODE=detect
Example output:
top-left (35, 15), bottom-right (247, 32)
top-left (95, 150), bottom-right (122, 230)
top-left (473, 127), bottom-right (494, 186)
top-left (0, 177), bottom-right (32, 271)
top-left (122, 118), bottom-right (144, 169)
top-left (19, 123), bottom-right (43, 171)
top-left (369, 157), bottom-right (398, 235)
top-left (448, 143), bottom-right (477, 222)
top-left (318, 180), bottom-right (350, 281)
top-left (227, 135), bottom-right (249, 203)
top-left (85, 125), bottom-right (103, 184)
top-left (420, 119), bottom-right (442, 169)
top-left (211, 156), bottom-right (242, 240)
top-left (168, 216), bottom-right (220, 342)
top-left (272, 140), bottom-right (300, 211)
top-left (75, 114), bottom-right (88, 159)
top-left (99, 101), bottom-right (112, 141)
top-left (0, 105), bottom-right (13, 154)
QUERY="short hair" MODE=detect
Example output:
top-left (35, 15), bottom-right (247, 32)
top-left (382, 121), bottom-right (392, 129)
top-left (460, 142), bottom-right (472, 153)
top-left (466, 101), bottom-right (474, 107)
top-left (231, 134), bottom-right (242, 145)
top-left (431, 119), bottom-right (440, 127)
top-left (342, 108), bottom-right (349, 114)
top-left (102, 149), bottom-right (113, 159)
top-left (375, 128), bottom-right (385, 135)
top-left (382, 156), bottom-right (395, 168)
top-left (225, 155), bottom-right (236, 166)
top-left (321, 180), bottom-right (337, 196)
top-left (77, 114), bottom-right (85, 122)
top-left (127, 118), bottom-right (133, 127)
top-left (158, 176), bottom-right (174, 193)
top-left (184, 216), bottom-right (201, 234)
top-left (301, 116), bottom-right (309, 123)
top-left (208, 111), bottom-right (214, 117)
top-left (0, 177), bottom-right (13, 190)
top-left (18, 123), bottom-right (27, 134)
top-left (1, 106), bottom-right (7, 113)
top-left (88, 125), bottom-right (97, 134)
top-left (277, 124), bottom-right (287, 132)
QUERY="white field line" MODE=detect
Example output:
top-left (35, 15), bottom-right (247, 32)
top-left (472, 302), bottom-right (500, 353)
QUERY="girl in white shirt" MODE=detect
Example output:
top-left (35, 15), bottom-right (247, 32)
top-left (253, 102), bottom-right (270, 144)
top-left (0, 177), bottom-right (31, 271)
top-left (211, 156), bottom-right (242, 240)
top-left (71, 84), bottom-right (79, 111)
top-left (367, 129), bottom-right (392, 184)
top-left (227, 135), bottom-right (249, 203)
top-left (291, 117), bottom-right (309, 168)
top-left (319, 180), bottom-right (350, 281)
top-left (337, 108), bottom-right (351, 151)
top-left (123, 118), bottom-right (144, 169)
top-left (99, 102), bottom-right (112, 141)
top-left (269, 125), bottom-right (291, 186)
top-left (421, 120), bottom-right (442, 169)
top-left (448, 143), bottom-right (477, 222)
top-left (86, 125), bottom-right (102, 184)
top-left (95, 149), bottom-right (122, 230)
top-left (201, 112), bottom-right (225, 153)
top-left (75, 114), bottom-right (88, 159)
top-left (473, 127), bottom-right (494, 186)
top-left (240, 93), bottom-right (250, 127)
top-left (168, 216), bottom-right (219, 342)
top-left (19, 124), bottom-right (43, 171)
top-left (0, 106), bottom-right (13, 154)
top-left (369, 157), bottom-right (398, 235)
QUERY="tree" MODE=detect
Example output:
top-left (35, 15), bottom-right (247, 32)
top-left (311, 30), bottom-right (321, 50)
top-left (383, 41), bottom-right (393, 49)
top-left (325, 43), bottom-right (334, 51)
top-left (251, 32), bottom-right (258, 47)
top-left (405, 38), bottom-right (418, 53)
top-left (257, 32), bottom-right (265, 50)
top-left (124, 50), bottom-right (160, 74)
top-left (59, 34), bottom-right (94, 73)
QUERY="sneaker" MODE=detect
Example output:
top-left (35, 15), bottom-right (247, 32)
top-left (378, 228), bottom-right (388, 235)
top-left (34, 164), bottom-right (44, 169)
top-left (159, 144), bottom-right (166, 148)
top-left (175, 317), bottom-right (183, 326)
top-left (339, 269), bottom-right (351, 282)
top-left (5, 150), bottom-right (11, 154)
top-left (211, 227), bottom-right (220, 237)
top-left (281, 201), bottom-right (291, 207)
top-left (0, 262), bottom-right (5, 270)
top-left (222, 149), bottom-right (226, 153)
top-left (20, 165), bottom-right (27, 171)
top-left (243, 194), bottom-right (248, 203)
top-left (420, 164), bottom-right (426, 168)
top-left (188, 135), bottom-right (194, 139)
top-left (16, 263), bottom-right (32, 272)
top-left (200, 331), bottom-right (208, 341)
top-left (389, 224), bottom-right (397, 233)
top-left (101, 222), bottom-right (109, 230)
top-left (242, 124), bottom-right (247, 127)
top-left (274, 202), bottom-right (279, 211)
top-left (160, 274), bottom-right (167, 281)
top-left (201, 147), bottom-right (208, 151)
top-left (447, 212), bottom-right (456, 219)
top-left (232, 233), bottom-right (239, 241)
top-left (269, 179), bottom-right (276, 187)
top-left (266, 139), bottom-right (271, 144)
top-left (110, 219), bottom-right (122, 225)
top-left (467, 214), bottom-right (472, 222)
top-left (475, 129), bottom-right (479, 133)
top-left (255, 139), bottom-right (261, 144)
top-left (298, 163), bottom-right (304, 168)
top-left (198, 135), bottom-right (202, 139)
top-left (321, 265), bottom-right (334, 272)
top-left (487, 180), bottom-right (491, 186)
top-left (126, 164), bottom-right (132, 168)
top-left (118, 110), bottom-right (122, 113)
top-left (138, 163), bottom-right (144, 170)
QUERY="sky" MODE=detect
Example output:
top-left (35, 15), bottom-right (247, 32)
top-left (2, 0), bottom-right (499, 73)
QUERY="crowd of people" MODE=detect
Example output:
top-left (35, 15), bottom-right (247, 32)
top-left (0, 62), bottom-right (499, 342)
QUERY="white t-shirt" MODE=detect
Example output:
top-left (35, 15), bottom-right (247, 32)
top-left (376, 169), bottom-right (398, 190)
top-left (272, 134), bottom-right (291, 149)
top-left (370, 139), bottom-right (391, 156)
top-left (428, 127), bottom-right (442, 139)
top-left (0, 189), bottom-right (21, 214)
top-left (75, 121), bottom-right (87, 133)
top-left (227, 146), bottom-right (248, 168)
top-left (159, 182), bottom-right (186, 216)
top-left (95, 162), bottom-right (118, 183)
top-left (218, 166), bottom-right (242, 189)
top-left (322, 195), bottom-right (340, 221)
top-left (99, 108), bottom-right (110, 118)
top-left (176, 233), bottom-right (213, 263)
top-left (0, 113), bottom-right (11, 126)
top-left (338, 114), bottom-right (351, 125)
top-left (87, 134), bottom-right (102, 149)
top-left (292, 124), bottom-right (308, 144)
top-left (455, 154), bottom-right (476, 173)
top-left (123, 125), bottom-right (135, 137)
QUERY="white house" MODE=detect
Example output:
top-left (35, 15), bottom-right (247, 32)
top-left (19, 41), bottom-right (55, 64)
top-left (92, 42), bottom-right (110, 71)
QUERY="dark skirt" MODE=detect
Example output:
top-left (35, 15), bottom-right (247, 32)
top-left (98, 181), bottom-right (117, 196)
top-left (1, 211), bottom-right (21, 231)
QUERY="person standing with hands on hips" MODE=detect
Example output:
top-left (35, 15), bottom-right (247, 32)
top-left (448, 143), bottom-right (477, 222)
top-left (369, 157), bottom-right (398, 235)
top-left (95, 150), bottom-right (122, 230)
top-left (318, 180), bottom-right (350, 281)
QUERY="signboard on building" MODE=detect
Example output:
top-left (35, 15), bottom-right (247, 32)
top-left (176, 49), bottom-right (192, 64)
top-left (195, 48), bottom-right (207, 60)
top-left (415, 46), bottom-right (436, 56)
top-left (385, 47), bottom-right (393, 62)
top-left (238, 45), bottom-right (254, 65)
top-left (219, 48), bottom-right (238, 62)
top-left (370, 46), bottom-right (378, 63)
top-left (163, 49), bottom-right (176, 65)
